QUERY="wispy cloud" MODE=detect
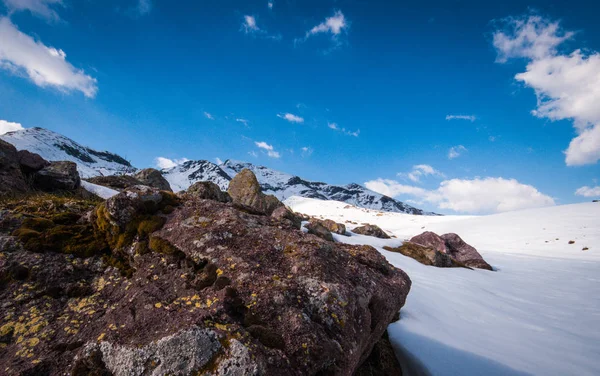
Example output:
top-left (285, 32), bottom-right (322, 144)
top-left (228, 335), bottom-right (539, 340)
top-left (255, 141), bottom-right (280, 158)
top-left (267, 1), bottom-right (273, 10)
top-left (365, 177), bottom-right (555, 214)
top-left (236, 118), bottom-right (249, 126)
top-left (242, 15), bottom-right (260, 33)
top-left (0, 18), bottom-right (98, 97)
top-left (0, 119), bottom-right (24, 135)
top-left (154, 156), bottom-right (189, 169)
top-left (493, 14), bottom-right (600, 166)
top-left (2, 0), bottom-right (63, 22)
top-left (248, 151), bottom-right (258, 158)
top-left (277, 113), bottom-right (304, 123)
top-left (204, 112), bottom-right (214, 120)
top-left (136, 0), bottom-right (152, 16)
top-left (296, 10), bottom-right (349, 51)
top-left (448, 145), bottom-right (467, 159)
top-left (328, 122), bottom-right (359, 137)
top-left (446, 115), bottom-right (476, 122)
top-left (575, 186), bottom-right (600, 198)
top-left (301, 146), bottom-right (313, 157)
top-left (399, 164), bottom-right (445, 183)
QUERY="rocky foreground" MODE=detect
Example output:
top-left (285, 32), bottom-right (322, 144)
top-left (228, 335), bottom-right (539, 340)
top-left (0, 141), bottom-right (411, 375)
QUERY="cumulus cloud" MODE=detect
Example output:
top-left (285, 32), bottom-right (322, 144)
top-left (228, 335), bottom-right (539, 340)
top-left (154, 157), bottom-right (189, 169)
top-left (328, 122), bottom-right (359, 137)
top-left (493, 14), bottom-right (600, 166)
top-left (575, 186), bottom-right (600, 198)
top-left (255, 141), bottom-right (280, 158)
top-left (203, 112), bottom-right (214, 120)
top-left (0, 119), bottom-right (24, 135)
top-left (446, 115), bottom-right (476, 122)
top-left (448, 145), bottom-right (467, 159)
top-left (2, 0), bottom-right (63, 22)
top-left (365, 177), bottom-right (555, 214)
top-left (399, 164), bottom-right (445, 183)
top-left (277, 113), bottom-right (304, 123)
top-left (296, 10), bottom-right (349, 50)
top-left (242, 15), bottom-right (259, 33)
top-left (0, 18), bottom-right (98, 97)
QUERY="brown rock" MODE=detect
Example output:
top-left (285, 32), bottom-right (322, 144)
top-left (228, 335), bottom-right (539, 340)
top-left (33, 161), bottom-right (81, 192)
top-left (440, 233), bottom-right (493, 270)
top-left (271, 206), bottom-right (302, 229)
top-left (311, 218), bottom-right (347, 236)
top-left (409, 231), bottom-right (446, 253)
top-left (134, 168), bottom-right (172, 191)
top-left (0, 190), bottom-right (411, 375)
top-left (17, 150), bottom-right (49, 173)
top-left (0, 139), bottom-right (29, 194)
top-left (352, 224), bottom-right (391, 239)
top-left (227, 169), bottom-right (283, 215)
top-left (384, 242), bottom-right (461, 268)
top-left (86, 175), bottom-right (144, 191)
top-left (186, 181), bottom-right (231, 203)
top-left (355, 331), bottom-right (403, 376)
top-left (305, 221), bottom-right (335, 242)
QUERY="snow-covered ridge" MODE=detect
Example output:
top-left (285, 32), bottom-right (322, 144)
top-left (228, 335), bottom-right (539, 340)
top-left (163, 158), bottom-right (432, 215)
top-left (0, 127), bottom-right (136, 178)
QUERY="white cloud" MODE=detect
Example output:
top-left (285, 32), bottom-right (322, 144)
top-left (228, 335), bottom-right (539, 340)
top-left (446, 115), bottom-right (476, 122)
top-left (268, 1), bottom-right (273, 9)
top-left (215, 157), bottom-right (223, 165)
top-left (236, 118), bottom-right (249, 126)
top-left (154, 157), bottom-right (189, 170)
top-left (365, 177), bottom-right (555, 214)
top-left (0, 18), bottom-right (97, 97)
top-left (493, 14), bottom-right (600, 166)
top-left (2, 0), bottom-right (63, 22)
top-left (248, 151), bottom-right (258, 158)
top-left (204, 112), bottom-right (214, 120)
top-left (242, 15), bottom-right (260, 33)
top-left (136, 0), bottom-right (152, 16)
top-left (0, 119), bottom-right (24, 135)
top-left (400, 164), bottom-right (444, 183)
top-left (255, 141), bottom-right (280, 158)
top-left (448, 145), bottom-right (467, 159)
top-left (307, 10), bottom-right (348, 37)
top-left (575, 186), bottom-right (600, 198)
top-left (328, 122), bottom-right (359, 137)
top-left (301, 146), bottom-right (313, 157)
top-left (277, 113), bottom-right (304, 123)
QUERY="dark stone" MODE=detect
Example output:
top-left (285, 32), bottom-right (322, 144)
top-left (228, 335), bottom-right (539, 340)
top-left (17, 150), bottom-right (49, 173)
top-left (305, 221), bottom-right (334, 242)
top-left (352, 224), bottom-right (391, 239)
top-left (134, 168), bottom-right (172, 191)
top-left (185, 181), bottom-right (231, 203)
top-left (440, 233), bottom-right (493, 270)
top-left (271, 206), bottom-right (302, 229)
top-left (0, 139), bottom-right (29, 194)
top-left (86, 175), bottom-right (144, 191)
top-left (355, 331), bottom-right (403, 376)
top-left (33, 161), bottom-right (81, 191)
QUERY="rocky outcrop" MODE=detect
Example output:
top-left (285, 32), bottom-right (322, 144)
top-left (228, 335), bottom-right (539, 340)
top-left (17, 150), bottom-right (49, 173)
top-left (304, 221), bottom-right (335, 242)
top-left (86, 175), bottom-right (144, 191)
top-left (33, 161), bottom-right (81, 191)
top-left (384, 242), bottom-right (462, 268)
top-left (354, 331), bottom-right (403, 376)
top-left (227, 168), bottom-right (283, 215)
top-left (352, 224), bottom-right (391, 239)
top-left (310, 218), bottom-right (347, 236)
top-left (410, 231), bottom-right (492, 270)
top-left (440, 233), bottom-right (493, 270)
top-left (185, 181), bottom-right (231, 203)
top-left (270, 206), bottom-right (302, 229)
top-left (0, 139), bottom-right (29, 194)
top-left (134, 168), bottom-right (172, 191)
top-left (0, 186), bottom-right (411, 375)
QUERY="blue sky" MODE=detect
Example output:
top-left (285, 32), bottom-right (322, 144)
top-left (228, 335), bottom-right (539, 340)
top-left (0, 0), bottom-right (599, 214)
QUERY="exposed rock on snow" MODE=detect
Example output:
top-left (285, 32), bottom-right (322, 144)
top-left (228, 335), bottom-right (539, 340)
top-left (384, 242), bottom-right (461, 268)
top-left (86, 175), bottom-right (144, 191)
top-left (310, 218), bottom-right (347, 236)
top-left (352, 224), bottom-right (391, 239)
top-left (185, 181), bottom-right (231, 203)
top-left (0, 184), bottom-right (411, 375)
top-left (227, 169), bottom-right (283, 215)
top-left (305, 221), bottom-right (335, 242)
top-left (410, 231), bottom-right (492, 270)
top-left (134, 168), bottom-right (172, 192)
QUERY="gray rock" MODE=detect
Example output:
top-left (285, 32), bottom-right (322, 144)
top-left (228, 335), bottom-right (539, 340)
top-left (305, 221), bottom-right (334, 242)
top-left (17, 150), bottom-right (49, 173)
top-left (271, 206), bottom-right (302, 229)
top-left (352, 224), bottom-right (390, 239)
top-left (134, 168), bottom-right (172, 191)
top-left (33, 161), bottom-right (80, 191)
top-left (186, 181), bottom-right (231, 203)
top-left (441, 233), bottom-right (493, 270)
top-left (0, 139), bottom-right (29, 194)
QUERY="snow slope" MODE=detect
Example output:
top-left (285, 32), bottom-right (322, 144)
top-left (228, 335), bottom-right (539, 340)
top-left (163, 159), bottom-right (430, 214)
top-left (0, 128), bottom-right (136, 178)
top-left (286, 196), bottom-right (600, 376)
top-left (81, 181), bottom-right (119, 199)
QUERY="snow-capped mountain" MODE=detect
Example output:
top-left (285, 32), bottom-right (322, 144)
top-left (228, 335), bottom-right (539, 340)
top-left (163, 159), bottom-right (430, 215)
top-left (0, 127), bottom-right (136, 178)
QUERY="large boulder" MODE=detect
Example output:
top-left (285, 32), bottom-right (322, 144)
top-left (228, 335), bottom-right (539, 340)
top-left (33, 161), bottom-right (81, 191)
top-left (352, 224), bottom-right (391, 239)
top-left (305, 221), bottom-right (335, 242)
top-left (185, 181), bottom-right (231, 203)
top-left (17, 150), bottom-right (49, 173)
top-left (311, 218), bottom-right (347, 236)
top-left (134, 168), bottom-right (172, 191)
top-left (0, 190), bottom-right (411, 375)
top-left (441, 233), bottom-right (493, 270)
top-left (86, 175), bottom-right (144, 191)
top-left (384, 242), bottom-right (460, 268)
top-left (227, 168), bottom-right (283, 215)
top-left (410, 231), bottom-right (492, 270)
top-left (0, 139), bottom-right (29, 194)
top-left (270, 206), bottom-right (302, 229)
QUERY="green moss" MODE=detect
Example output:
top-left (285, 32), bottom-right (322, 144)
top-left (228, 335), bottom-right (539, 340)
top-left (149, 236), bottom-right (184, 258)
top-left (137, 216), bottom-right (166, 238)
top-left (21, 217), bottom-right (54, 231)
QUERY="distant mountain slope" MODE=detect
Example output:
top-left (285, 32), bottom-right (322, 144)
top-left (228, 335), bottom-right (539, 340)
top-left (0, 127), bottom-right (136, 178)
top-left (163, 159), bottom-right (430, 215)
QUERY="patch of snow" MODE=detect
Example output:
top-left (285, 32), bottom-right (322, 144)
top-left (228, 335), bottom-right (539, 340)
top-left (81, 180), bottom-right (119, 199)
top-left (287, 196), bottom-right (600, 376)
